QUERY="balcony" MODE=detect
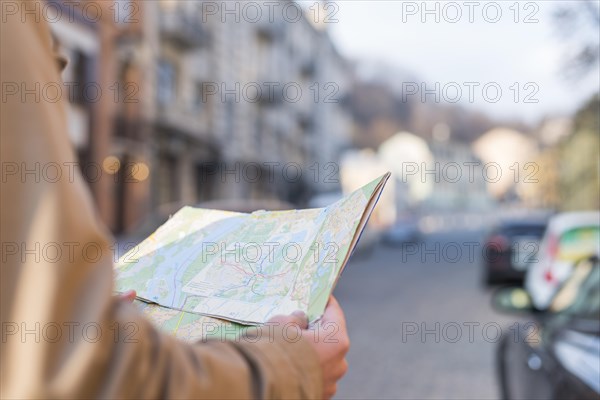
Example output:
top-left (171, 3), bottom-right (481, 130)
top-left (113, 115), bottom-right (145, 141)
top-left (155, 103), bottom-right (211, 142)
top-left (300, 59), bottom-right (316, 77)
top-left (256, 81), bottom-right (284, 106)
top-left (256, 18), bottom-right (284, 40)
top-left (160, 8), bottom-right (208, 49)
top-left (298, 111), bottom-right (315, 132)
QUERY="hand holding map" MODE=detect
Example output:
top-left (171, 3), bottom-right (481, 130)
top-left (115, 173), bottom-right (390, 340)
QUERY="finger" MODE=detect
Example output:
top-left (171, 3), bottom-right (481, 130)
top-left (333, 358), bottom-right (349, 379)
top-left (268, 310), bottom-right (309, 329)
top-left (291, 310), bottom-right (309, 328)
top-left (268, 311), bottom-right (308, 328)
top-left (324, 383), bottom-right (337, 399)
top-left (326, 295), bottom-right (339, 309)
top-left (322, 296), bottom-right (345, 325)
top-left (119, 290), bottom-right (137, 303)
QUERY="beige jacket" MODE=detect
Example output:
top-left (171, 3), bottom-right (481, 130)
top-left (0, 3), bottom-right (322, 398)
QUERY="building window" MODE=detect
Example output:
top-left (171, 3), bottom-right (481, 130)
top-left (195, 163), bottom-right (214, 202)
top-left (157, 60), bottom-right (176, 106)
top-left (158, 152), bottom-right (178, 204)
top-left (194, 82), bottom-right (205, 111)
top-left (225, 100), bottom-right (235, 142)
top-left (69, 50), bottom-right (91, 105)
top-left (255, 104), bottom-right (264, 150)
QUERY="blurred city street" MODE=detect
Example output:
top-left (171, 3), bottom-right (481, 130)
top-left (2, 0), bottom-right (598, 398)
top-left (335, 227), bottom-right (520, 399)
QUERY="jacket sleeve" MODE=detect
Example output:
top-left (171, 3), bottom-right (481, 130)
top-left (0, 4), bottom-right (322, 399)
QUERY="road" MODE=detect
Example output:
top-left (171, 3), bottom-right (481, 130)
top-left (334, 229), bottom-right (518, 400)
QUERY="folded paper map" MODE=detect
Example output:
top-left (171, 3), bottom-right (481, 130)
top-left (115, 173), bottom-right (390, 339)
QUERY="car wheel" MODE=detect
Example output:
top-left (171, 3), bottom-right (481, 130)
top-left (496, 333), bottom-right (512, 400)
top-left (484, 268), bottom-right (498, 286)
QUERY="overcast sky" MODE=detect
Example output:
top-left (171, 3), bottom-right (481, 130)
top-left (326, 1), bottom-right (599, 125)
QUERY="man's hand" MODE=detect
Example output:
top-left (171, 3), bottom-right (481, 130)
top-left (267, 296), bottom-right (350, 399)
top-left (118, 290), bottom-right (137, 303)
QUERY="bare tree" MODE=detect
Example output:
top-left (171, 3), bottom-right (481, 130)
top-left (553, 0), bottom-right (600, 79)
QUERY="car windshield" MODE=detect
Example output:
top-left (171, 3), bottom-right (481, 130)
top-left (502, 224), bottom-right (546, 237)
top-left (550, 259), bottom-right (600, 320)
top-left (555, 226), bottom-right (600, 262)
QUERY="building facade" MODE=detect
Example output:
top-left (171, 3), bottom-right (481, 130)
top-left (52, 0), bottom-right (353, 233)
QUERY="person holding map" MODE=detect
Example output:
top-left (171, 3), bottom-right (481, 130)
top-left (0, 2), bottom-right (348, 398)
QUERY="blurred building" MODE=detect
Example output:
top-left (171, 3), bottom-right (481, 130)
top-left (428, 137), bottom-right (490, 211)
top-left (340, 149), bottom-right (397, 229)
top-left (518, 97), bottom-right (599, 212)
top-left (52, 0), bottom-right (353, 233)
top-left (518, 118), bottom-right (572, 210)
top-left (519, 146), bottom-right (562, 210)
top-left (558, 95), bottom-right (600, 211)
top-left (52, 0), bottom-right (122, 230)
top-left (378, 130), bottom-right (490, 212)
top-left (472, 127), bottom-right (539, 201)
top-left (378, 131), bottom-right (434, 205)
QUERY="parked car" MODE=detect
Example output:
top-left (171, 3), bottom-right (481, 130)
top-left (483, 218), bottom-right (548, 285)
top-left (525, 211), bottom-right (600, 310)
top-left (493, 256), bottom-right (600, 400)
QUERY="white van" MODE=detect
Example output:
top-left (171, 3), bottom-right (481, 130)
top-left (525, 211), bottom-right (600, 309)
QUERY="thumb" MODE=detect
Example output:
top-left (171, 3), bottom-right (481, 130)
top-left (267, 310), bottom-right (309, 329)
top-left (118, 290), bottom-right (137, 303)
